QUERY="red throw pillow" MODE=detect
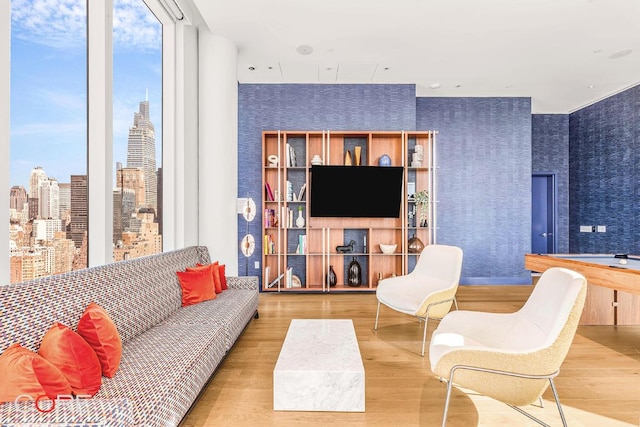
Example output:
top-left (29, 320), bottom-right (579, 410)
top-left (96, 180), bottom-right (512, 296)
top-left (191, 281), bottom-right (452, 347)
top-left (39, 323), bottom-right (102, 396)
top-left (194, 262), bottom-right (222, 293)
top-left (0, 343), bottom-right (72, 403)
top-left (219, 264), bottom-right (228, 290)
top-left (77, 303), bottom-right (122, 378)
top-left (177, 268), bottom-right (216, 306)
top-left (211, 262), bottom-right (222, 294)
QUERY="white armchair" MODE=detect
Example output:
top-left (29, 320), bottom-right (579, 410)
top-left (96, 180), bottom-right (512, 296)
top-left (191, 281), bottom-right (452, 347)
top-left (374, 244), bottom-right (463, 356)
top-left (429, 267), bottom-right (587, 426)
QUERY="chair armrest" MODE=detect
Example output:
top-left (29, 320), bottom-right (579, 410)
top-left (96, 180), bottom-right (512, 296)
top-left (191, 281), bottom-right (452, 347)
top-left (226, 276), bottom-right (259, 290)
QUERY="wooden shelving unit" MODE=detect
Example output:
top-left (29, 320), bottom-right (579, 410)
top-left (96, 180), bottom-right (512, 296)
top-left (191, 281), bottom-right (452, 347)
top-left (262, 130), bottom-right (437, 292)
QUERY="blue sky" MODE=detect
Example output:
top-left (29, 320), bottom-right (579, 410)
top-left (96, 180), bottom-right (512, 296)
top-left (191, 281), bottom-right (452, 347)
top-left (10, 0), bottom-right (162, 189)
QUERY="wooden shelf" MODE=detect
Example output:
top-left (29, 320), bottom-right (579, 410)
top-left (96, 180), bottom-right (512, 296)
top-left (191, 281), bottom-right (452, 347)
top-left (262, 130), bottom-right (437, 292)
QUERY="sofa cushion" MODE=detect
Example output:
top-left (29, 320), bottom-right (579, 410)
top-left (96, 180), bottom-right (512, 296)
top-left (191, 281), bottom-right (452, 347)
top-left (77, 303), bottom-right (122, 378)
top-left (97, 323), bottom-right (226, 426)
top-left (177, 268), bottom-right (216, 306)
top-left (0, 344), bottom-right (72, 403)
top-left (38, 323), bottom-right (102, 396)
top-left (161, 289), bottom-right (259, 350)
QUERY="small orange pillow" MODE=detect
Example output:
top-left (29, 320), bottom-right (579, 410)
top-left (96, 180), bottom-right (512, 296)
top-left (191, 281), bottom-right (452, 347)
top-left (0, 343), bottom-right (72, 403)
top-left (194, 262), bottom-right (222, 294)
top-left (177, 268), bottom-right (216, 306)
top-left (39, 323), bottom-right (102, 396)
top-left (77, 303), bottom-right (122, 378)
top-left (219, 264), bottom-right (228, 290)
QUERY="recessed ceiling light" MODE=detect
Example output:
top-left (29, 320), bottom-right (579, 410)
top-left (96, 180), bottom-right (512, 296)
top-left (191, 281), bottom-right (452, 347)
top-left (326, 67), bottom-right (333, 71)
top-left (609, 49), bottom-right (632, 59)
top-left (588, 84), bottom-right (596, 89)
top-left (268, 66), bottom-right (273, 70)
top-left (429, 83), bottom-right (441, 89)
top-left (455, 84), bottom-right (462, 88)
top-left (248, 66), bottom-right (255, 71)
top-left (296, 45), bottom-right (314, 55)
top-left (505, 84), bottom-right (513, 89)
top-left (383, 67), bottom-right (390, 71)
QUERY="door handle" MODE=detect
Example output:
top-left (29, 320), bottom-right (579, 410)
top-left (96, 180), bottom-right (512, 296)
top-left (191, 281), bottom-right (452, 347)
top-left (540, 232), bottom-right (553, 238)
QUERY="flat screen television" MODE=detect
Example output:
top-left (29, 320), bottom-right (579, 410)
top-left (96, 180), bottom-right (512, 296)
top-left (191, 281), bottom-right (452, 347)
top-left (310, 165), bottom-right (404, 218)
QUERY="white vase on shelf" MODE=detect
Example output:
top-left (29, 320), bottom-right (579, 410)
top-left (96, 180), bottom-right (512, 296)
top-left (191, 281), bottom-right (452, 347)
top-left (296, 210), bottom-right (305, 228)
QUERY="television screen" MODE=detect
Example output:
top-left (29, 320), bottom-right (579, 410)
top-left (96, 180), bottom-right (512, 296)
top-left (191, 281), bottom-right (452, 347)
top-left (310, 165), bottom-right (404, 218)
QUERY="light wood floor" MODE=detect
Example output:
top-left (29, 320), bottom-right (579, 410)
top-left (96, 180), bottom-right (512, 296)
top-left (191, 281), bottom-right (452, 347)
top-left (180, 286), bottom-right (640, 426)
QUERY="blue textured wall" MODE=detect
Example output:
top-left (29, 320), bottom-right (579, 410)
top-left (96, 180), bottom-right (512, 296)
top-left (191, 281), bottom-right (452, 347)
top-left (532, 114), bottom-right (570, 253)
top-left (416, 98), bottom-right (532, 284)
top-left (568, 85), bottom-right (640, 253)
top-left (237, 84), bottom-right (417, 279)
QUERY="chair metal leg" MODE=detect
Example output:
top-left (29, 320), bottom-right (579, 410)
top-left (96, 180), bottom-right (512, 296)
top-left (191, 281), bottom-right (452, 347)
top-left (549, 378), bottom-right (568, 427)
top-left (442, 378), bottom-right (454, 427)
top-left (421, 316), bottom-right (429, 356)
top-left (374, 301), bottom-right (380, 330)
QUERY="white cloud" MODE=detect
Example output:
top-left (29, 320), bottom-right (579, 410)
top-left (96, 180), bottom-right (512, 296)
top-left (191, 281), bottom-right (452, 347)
top-left (11, 0), bottom-right (161, 52)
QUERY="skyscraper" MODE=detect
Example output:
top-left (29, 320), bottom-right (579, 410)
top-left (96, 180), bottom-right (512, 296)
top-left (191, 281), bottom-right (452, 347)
top-left (39, 178), bottom-right (59, 219)
top-left (126, 100), bottom-right (156, 210)
top-left (69, 175), bottom-right (88, 249)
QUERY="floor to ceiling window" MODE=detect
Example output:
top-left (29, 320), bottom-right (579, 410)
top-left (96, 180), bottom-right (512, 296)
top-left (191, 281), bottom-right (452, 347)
top-left (112, 0), bottom-right (163, 262)
top-left (9, 0), bottom-right (88, 283)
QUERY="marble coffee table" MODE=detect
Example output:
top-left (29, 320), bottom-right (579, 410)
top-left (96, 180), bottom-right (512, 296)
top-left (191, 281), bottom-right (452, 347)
top-left (273, 319), bottom-right (365, 412)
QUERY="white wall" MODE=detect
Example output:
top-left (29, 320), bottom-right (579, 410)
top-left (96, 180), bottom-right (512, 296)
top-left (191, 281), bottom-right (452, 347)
top-left (1, 1), bottom-right (10, 284)
top-left (198, 33), bottom-right (239, 274)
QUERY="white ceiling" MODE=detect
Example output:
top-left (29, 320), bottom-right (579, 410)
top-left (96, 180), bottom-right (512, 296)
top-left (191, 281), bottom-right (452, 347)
top-left (190, 0), bottom-right (640, 114)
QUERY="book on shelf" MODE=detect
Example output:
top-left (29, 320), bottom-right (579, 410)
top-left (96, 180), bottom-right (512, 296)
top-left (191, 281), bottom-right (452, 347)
top-left (285, 144), bottom-right (297, 167)
top-left (265, 182), bottom-right (274, 201)
top-left (298, 183), bottom-right (306, 201)
top-left (286, 267), bottom-right (293, 288)
top-left (264, 266), bottom-right (270, 285)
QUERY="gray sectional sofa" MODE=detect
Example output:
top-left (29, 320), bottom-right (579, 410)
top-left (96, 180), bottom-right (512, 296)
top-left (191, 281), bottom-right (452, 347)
top-left (0, 246), bottom-right (259, 426)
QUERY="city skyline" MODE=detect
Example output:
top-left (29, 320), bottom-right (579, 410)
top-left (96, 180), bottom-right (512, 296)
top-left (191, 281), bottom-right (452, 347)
top-left (9, 0), bottom-right (162, 190)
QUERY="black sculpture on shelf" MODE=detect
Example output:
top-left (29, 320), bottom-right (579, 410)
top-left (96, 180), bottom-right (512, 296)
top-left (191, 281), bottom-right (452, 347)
top-left (347, 257), bottom-right (362, 287)
top-left (326, 265), bottom-right (337, 287)
top-left (336, 240), bottom-right (356, 253)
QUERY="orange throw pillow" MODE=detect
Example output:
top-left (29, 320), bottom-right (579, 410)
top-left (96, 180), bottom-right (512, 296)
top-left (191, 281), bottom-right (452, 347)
top-left (192, 262), bottom-right (222, 294)
top-left (0, 343), bottom-right (72, 403)
top-left (177, 268), bottom-right (216, 306)
top-left (77, 303), bottom-right (122, 378)
top-left (219, 264), bottom-right (228, 290)
top-left (39, 323), bottom-right (102, 396)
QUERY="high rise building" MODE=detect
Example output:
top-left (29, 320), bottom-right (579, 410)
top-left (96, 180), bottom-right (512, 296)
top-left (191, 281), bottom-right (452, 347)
top-left (69, 175), bottom-right (88, 249)
top-left (29, 166), bottom-right (47, 199)
top-left (126, 100), bottom-right (156, 210)
top-left (58, 182), bottom-right (71, 222)
top-left (9, 185), bottom-right (28, 212)
top-left (116, 165), bottom-right (146, 208)
top-left (39, 178), bottom-right (59, 219)
top-left (113, 187), bottom-right (136, 245)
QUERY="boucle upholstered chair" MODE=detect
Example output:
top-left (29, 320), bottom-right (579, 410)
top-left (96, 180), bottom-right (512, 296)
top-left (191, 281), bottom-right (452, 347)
top-left (374, 244), bottom-right (463, 356)
top-left (429, 267), bottom-right (587, 427)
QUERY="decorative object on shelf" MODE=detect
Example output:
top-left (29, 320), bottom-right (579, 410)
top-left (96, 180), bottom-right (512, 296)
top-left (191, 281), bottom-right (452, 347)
top-left (411, 144), bottom-right (424, 167)
top-left (336, 240), bottom-right (356, 253)
top-left (268, 155), bottom-right (279, 167)
top-left (311, 154), bottom-right (323, 165)
top-left (408, 234), bottom-right (425, 253)
top-left (238, 197), bottom-right (256, 275)
top-left (344, 149), bottom-right (352, 165)
top-left (414, 189), bottom-right (429, 227)
top-left (354, 146), bottom-right (362, 166)
top-left (347, 257), bottom-right (362, 287)
top-left (326, 265), bottom-right (337, 287)
top-left (291, 275), bottom-right (302, 288)
top-left (379, 243), bottom-right (397, 254)
top-left (407, 182), bottom-right (416, 200)
top-left (296, 206), bottom-right (305, 228)
top-left (378, 154), bottom-right (391, 167)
